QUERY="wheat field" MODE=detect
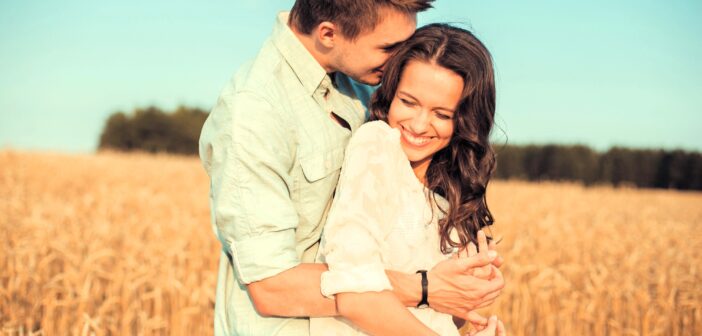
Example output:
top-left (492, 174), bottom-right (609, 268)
top-left (1, 150), bottom-right (700, 335)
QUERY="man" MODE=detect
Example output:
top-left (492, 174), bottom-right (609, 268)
top-left (199, 1), bottom-right (504, 334)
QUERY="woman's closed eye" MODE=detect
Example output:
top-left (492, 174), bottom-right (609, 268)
top-left (435, 111), bottom-right (453, 120)
top-left (400, 98), bottom-right (417, 107)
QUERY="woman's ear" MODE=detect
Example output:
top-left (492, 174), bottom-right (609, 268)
top-left (315, 21), bottom-right (338, 49)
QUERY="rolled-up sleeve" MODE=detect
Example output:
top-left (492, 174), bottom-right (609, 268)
top-left (200, 86), bottom-right (299, 285)
top-left (320, 121), bottom-right (404, 297)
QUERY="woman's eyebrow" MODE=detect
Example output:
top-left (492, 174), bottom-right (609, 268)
top-left (397, 90), bottom-right (419, 101)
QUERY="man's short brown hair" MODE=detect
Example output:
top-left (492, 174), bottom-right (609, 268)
top-left (289, 0), bottom-right (434, 40)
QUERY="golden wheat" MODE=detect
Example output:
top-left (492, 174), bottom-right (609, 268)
top-left (1, 150), bottom-right (700, 335)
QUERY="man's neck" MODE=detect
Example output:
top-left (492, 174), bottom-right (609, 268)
top-left (289, 23), bottom-right (335, 74)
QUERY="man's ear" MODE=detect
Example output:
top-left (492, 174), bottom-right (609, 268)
top-left (315, 21), bottom-right (338, 49)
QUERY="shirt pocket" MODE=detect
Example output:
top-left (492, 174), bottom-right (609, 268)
top-left (296, 145), bottom-right (346, 240)
top-left (299, 146), bottom-right (345, 183)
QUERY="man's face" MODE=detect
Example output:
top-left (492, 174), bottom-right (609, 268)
top-left (333, 8), bottom-right (417, 85)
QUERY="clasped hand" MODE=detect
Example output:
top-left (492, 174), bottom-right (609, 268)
top-left (427, 230), bottom-right (506, 334)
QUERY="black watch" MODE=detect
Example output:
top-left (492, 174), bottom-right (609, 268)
top-left (416, 270), bottom-right (429, 309)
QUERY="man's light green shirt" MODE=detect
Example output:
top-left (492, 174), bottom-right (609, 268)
top-left (199, 12), bottom-right (372, 336)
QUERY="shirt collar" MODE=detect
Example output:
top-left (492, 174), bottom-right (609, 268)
top-left (272, 12), bottom-right (328, 96)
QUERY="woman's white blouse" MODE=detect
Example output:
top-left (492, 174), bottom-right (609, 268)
top-left (310, 121), bottom-right (459, 336)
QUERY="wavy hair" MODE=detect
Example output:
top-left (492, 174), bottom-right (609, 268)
top-left (370, 23), bottom-right (497, 252)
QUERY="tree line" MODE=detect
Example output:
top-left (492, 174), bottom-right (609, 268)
top-left (99, 107), bottom-right (702, 190)
top-left (494, 144), bottom-right (702, 190)
top-left (99, 106), bottom-right (208, 155)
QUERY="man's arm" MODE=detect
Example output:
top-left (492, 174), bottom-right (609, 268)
top-left (246, 262), bottom-right (502, 333)
top-left (247, 263), bottom-right (336, 317)
top-left (201, 90), bottom-right (311, 302)
top-left (248, 268), bottom-right (438, 334)
top-left (246, 252), bottom-right (502, 318)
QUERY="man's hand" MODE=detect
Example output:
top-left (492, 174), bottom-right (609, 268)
top-left (427, 231), bottom-right (505, 320)
top-left (427, 251), bottom-right (504, 317)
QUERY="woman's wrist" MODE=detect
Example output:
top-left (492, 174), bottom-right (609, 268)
top-left (416, 270), bottom-right (429, 308)
top-left (385, 270), bottom-right (424, 307)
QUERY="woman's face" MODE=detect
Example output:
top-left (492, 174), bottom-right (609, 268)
top-left (387, 60), bottom-right (464, 172)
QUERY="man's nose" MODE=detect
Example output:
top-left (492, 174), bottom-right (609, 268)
top-left (379, 54), bottom-right (394, 71)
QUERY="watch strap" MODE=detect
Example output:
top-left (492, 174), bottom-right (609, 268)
top-left (416, 270), bottom-right (429, 308)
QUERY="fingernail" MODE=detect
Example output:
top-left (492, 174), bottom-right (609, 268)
top-left (490, 315), bottom-right (497, 321)
top-left (488, 250), bottom-right (497, 259)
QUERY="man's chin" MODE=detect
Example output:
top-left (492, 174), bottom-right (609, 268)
top-left (355, 74), bottom-right (382, 86)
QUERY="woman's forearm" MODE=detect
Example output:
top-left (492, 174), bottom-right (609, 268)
top-left (336, 290), bottom-right (438, 336)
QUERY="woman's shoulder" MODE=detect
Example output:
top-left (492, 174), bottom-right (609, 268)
top-left (345, 121), bottom-right (407, 178)
top-left (351, 120), bottom-right (399, 145)
top-left (347, 121), bottom-right (405, 163)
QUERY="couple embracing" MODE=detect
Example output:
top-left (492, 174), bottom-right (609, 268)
top-left (200, 0), bottom-right (506, 335)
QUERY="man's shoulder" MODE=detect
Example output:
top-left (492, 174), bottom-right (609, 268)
top-left (229, 40), bottom-right (288, 100)
top-left (210, 40), bottom-right (299, 128)
top-left (202, 40), bottom-right (295, 144)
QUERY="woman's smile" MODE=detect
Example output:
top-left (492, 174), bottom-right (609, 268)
top-left (399, 125), bottom-right (435, 147)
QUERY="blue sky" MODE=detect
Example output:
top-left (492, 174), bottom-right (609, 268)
top-left (1, 0), bottom-right (700, 153)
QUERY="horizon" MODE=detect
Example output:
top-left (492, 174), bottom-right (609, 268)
top-left (1, 0), bottom-right (701, 153)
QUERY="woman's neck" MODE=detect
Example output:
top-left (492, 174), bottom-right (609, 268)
top-left (411, 158), bottom-right (432, 186)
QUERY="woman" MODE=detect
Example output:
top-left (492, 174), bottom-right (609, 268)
top-left (311, 24), bottom-right (506, 335)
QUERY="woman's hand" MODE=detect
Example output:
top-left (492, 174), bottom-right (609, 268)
top-left (428, 251), bottom-right (503, 317)
top-left (463, 231), bottom-right (497, 280)
top-left (428, 230), bottom-right (504, 322)
top-left (466, 315), bottom-right (506, 336)
top-left (455, 231), bottom-right (502, 332)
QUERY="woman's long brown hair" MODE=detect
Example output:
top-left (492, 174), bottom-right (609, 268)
top-left (370, 23), bottom-right (496, 253)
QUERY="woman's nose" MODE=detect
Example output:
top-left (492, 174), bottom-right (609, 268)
top-left (408, 109), bottom-right (431, 134)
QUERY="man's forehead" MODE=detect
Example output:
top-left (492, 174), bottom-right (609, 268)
top-left (364, 12), bottom-right (416, 45)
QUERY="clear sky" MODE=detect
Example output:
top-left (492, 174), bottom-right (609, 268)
top-left (1, 0), bottom-right (700, 153)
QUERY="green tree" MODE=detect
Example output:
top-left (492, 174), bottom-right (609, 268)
top-left (98, 105), bottom-right (208, 155)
